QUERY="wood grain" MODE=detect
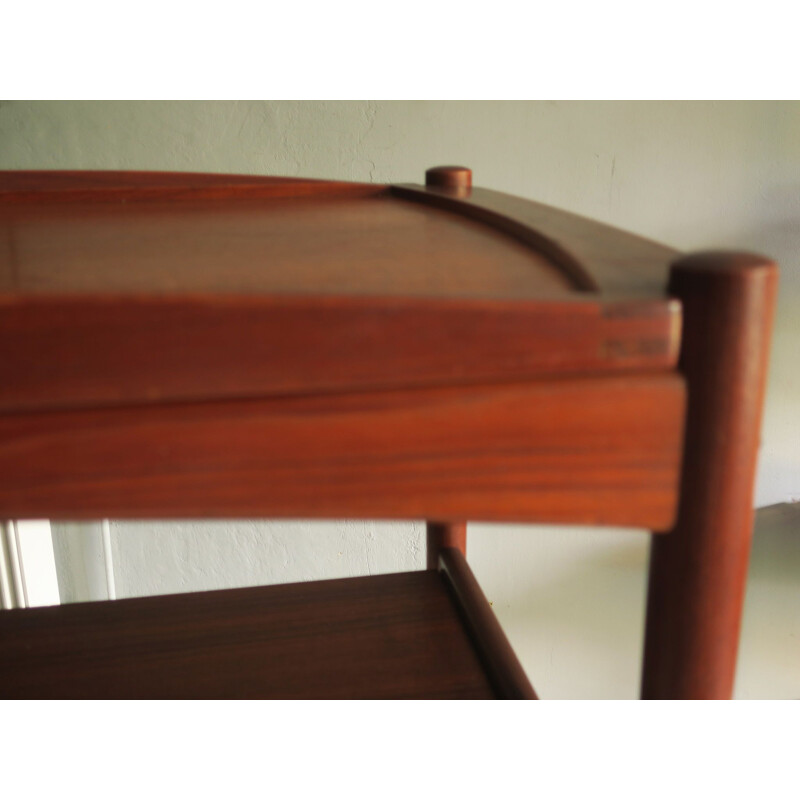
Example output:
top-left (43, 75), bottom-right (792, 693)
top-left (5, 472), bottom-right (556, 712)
top-left (0, 170), bottom-right (680, 413)
top-left (0, 296), bottom-right (680, 414)
top-left (1, 193), bottom-right (571, 297)
top-left (439, 548), bottom-right (537, 699)
top-left (0, 570), bottom-right (496, 699)
top-left (1, 169), bottom-right (773, 701)
top-left (641, 251), bottom-right (778, 699)
top-left (0, 375), bottom-right (685, 528)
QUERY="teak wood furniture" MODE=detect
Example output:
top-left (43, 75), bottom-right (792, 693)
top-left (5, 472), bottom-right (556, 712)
top-left (0, 167), bottom-right (777, 699)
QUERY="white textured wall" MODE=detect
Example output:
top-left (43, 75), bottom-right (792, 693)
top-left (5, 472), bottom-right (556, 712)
top-left (108, 520), bottom-right (422, 598)
top-left (3, 101), bottom-right (798, 697)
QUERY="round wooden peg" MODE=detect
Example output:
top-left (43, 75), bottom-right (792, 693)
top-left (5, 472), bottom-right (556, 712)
top-left (425, 166), bottom-right (472, 190)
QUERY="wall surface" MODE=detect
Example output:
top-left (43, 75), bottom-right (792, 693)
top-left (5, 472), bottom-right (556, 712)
top-left (2, 101), bottom-right (798, 697)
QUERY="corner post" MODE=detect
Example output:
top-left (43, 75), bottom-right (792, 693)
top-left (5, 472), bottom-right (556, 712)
top-left (426, 522), bottom-right (467, 570)
top-left (421, 167), bottom-right (472, 573)
top-left (641, 251), bottom-right (778, 699)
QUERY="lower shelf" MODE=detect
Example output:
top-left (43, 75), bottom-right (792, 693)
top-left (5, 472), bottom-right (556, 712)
top-left (0, 564), bottom-right (530, 699)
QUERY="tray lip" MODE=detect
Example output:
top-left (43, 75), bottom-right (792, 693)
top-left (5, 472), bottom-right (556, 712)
top-left (0, 291), bottom-right (681, 416)
top-left (390, 181), bottom-right (680, 298)
top-left (0, 168), bottom-right (381, 195)
top-left (0, 169), bottom-right (683, 414)
top-left (1, 168), bottom-right (680, 302)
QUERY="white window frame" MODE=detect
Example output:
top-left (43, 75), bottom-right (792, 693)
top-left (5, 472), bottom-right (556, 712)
top-left (1, 520), bottom-right (61, 608)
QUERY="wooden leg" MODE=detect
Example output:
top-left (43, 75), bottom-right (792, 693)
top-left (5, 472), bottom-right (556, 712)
top-left (426, 521), bottom-right (466, 570)
top-left (641, 251), bottom-right (778, 699)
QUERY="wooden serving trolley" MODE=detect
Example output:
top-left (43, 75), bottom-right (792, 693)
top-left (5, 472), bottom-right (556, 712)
top-left (0, 166), bottom-right (776, 698)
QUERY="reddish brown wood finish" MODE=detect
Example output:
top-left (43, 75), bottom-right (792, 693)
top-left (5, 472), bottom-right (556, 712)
top-left (0, 375), bottom-right (684, 528)
top-left (425, 166), bottom-right (472, 191)
top-left (0, 170), bottom-right (383, 204)
top-left (0, 571), bottom-right (496, 699)
top-left (1, 168), bottom-right (679, 298)
top-left (1, 192), bottom-right (571, 297)
top-left (426, 521), bottom-right (467, 570)
top-left (0, 295), bottom-right (679, 415)
top-left (0, 169), bottom-right (681, 414)
top-left (4, 167), bottom-right (775, 700)
top-left (391, 181), bottom-right (679, 296)
top-left (439, 548), bottom-right (537, 699)
top-left (641, 252), bottom-right (778, 700)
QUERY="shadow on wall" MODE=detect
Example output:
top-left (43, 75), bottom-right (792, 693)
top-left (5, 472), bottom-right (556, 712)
top-left (748, 503), bottom-right (800, 584)
top-left (473, 504), bottom-right (800, 699)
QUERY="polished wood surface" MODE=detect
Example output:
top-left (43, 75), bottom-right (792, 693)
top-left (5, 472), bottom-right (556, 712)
top-left (1, 167), bottom-right (777, 700)
top-left (0, 570), bottom-right (496, 699)
top-left (425, 165), bottom-right (472, 191)
top-left (426, 521), bottom-right (467, 570)
top-left (0, 294), bottom-right (679, 414)
top-left (439, 548), bottom-right (537, 699)
top-left (1, 193), bottom-right (571, 297)
top-left (641, 251), bottom-right (778, 699)
top-left (0, 375), bottom-right (685, 528)
top-left (391, 182), bottom-right (679, 296)
top-left (0, 169), bottom-right (680, 414)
